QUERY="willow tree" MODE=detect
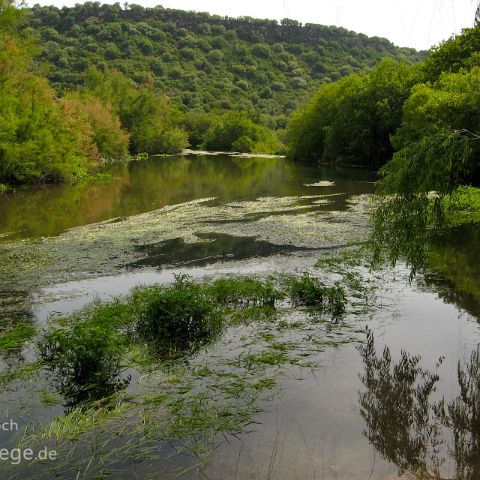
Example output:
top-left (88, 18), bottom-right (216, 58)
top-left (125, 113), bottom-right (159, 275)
top-left (372, 68), bottom-right (480, 273)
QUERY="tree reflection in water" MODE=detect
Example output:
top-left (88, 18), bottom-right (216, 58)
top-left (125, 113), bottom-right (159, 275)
top-left (358, 331), bottom-right (480, 480)
top-left (435, 348), bottom-right (480, 480)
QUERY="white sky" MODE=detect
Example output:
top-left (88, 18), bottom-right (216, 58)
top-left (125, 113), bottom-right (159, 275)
top-left (31, 0), bottom-right (479, 50)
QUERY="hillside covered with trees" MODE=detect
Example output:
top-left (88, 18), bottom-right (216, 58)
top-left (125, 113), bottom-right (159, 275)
top-left (27, 2), bottom-right (420, 120)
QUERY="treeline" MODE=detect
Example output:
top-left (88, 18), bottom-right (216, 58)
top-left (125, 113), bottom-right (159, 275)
top-left (288, 25), bottom-right (480, 180)
top-left (289, 23), bottom-right (480, 270)
top-left (26, 2), bottom-right (421, 120)
top-left (287, 59), bottom-right (421, 168)
top-left (30, 1), bottom-right (403, 49)
top-left (0, 0), bottom-right (187, 186)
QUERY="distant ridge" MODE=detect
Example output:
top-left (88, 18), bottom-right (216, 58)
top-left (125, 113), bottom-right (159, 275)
top-left (26, 3), bottom-right (423, 117)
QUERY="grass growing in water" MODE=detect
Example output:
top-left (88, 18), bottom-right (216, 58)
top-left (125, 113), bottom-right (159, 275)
top-left (38, 273), bottom-right (346, 399)
top-left (20, 272), bottom-right (358, 477)
top-left (286, 273), bottom-right (347, 316)
top-left (39, 317), bottom-right (127, 403)
top-left (0, 361), bottom-right (42, 386)
top-left (36, 274), bottom-right (284, 405)
top-left (0, 321), bottom-right (37, 352)
top-left (207, 276), bottom-right (282, 307)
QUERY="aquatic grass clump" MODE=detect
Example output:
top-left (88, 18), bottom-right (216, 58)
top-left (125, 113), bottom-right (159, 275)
top-left (71, 300), bottom-right (134, 330)
top-left (286, 273), bottom-right (347, 316)
top-left (287, 273), bottom-right (325, 307)
top-left (39, 318), bottom-right (127, 400)
top-left (325, 285), bottom-right (348, 316)
top-left (134, 275), bottom-right (222, 353)
top-left (0, 321), bottom-right (37, 352)
top-left (207, 276), bottom-right (282, 307)
top-left (0, 361), bottom-right (42, 386)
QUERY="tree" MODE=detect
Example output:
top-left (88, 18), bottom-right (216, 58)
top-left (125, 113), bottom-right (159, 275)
top-left (0, 2), bottom-right (98, 184)
top-left (287, 60), bottom-right (421, 167)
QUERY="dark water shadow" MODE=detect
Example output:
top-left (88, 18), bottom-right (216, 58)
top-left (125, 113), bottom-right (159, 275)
top-left (130, 232), bottom-right (321, 269)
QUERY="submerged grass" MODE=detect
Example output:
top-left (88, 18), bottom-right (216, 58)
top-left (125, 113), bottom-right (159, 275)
top-left (36, 274), bottom-right (286, 408)
top-left (0, 321), bottom-right (37, 351)
top-left (39, 318), bottom-right (127, 403)
top-left (38, 396), bottom-right (130, 442)
top-left (134, 275), bottom-right (222, 354)
top-left (285, 273), bottom-right (347, 316)
top-left (207, 276), bottom-right (282, 307)
top-left (0, 361), bottom-right (42, 386)
top-left (9, 271), bottom-right (364, 478)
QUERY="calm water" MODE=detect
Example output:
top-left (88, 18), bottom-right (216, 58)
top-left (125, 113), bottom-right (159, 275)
top-left (0, 156), bottom-right (374, 241)
top-left (1, 155), bottom-right (480, 480)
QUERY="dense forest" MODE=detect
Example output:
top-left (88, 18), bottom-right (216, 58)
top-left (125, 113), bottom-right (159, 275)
top-left (27, 2), bottom-right (420, 116)
top-left (0, 1), bottom-right (423, 188)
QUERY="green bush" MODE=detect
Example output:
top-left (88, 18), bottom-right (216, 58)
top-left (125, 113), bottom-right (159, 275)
top-left (287, 274), bottom-right (346, 316)
top-left (232, 135), bottom-right (255, 153)
top-left (201, 111), bottom-right (282, 154)
top-left (134, 276), bottom-right (222, 352)
top-left (39, 319), bottom-right (126, 396)
top-left (184, 111), bottom-right (215, 148)
top-left (62, 94), bottom-right (130, 160)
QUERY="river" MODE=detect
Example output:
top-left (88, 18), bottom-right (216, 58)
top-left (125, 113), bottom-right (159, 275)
top-left (0, 154), bottom-right (479, 479)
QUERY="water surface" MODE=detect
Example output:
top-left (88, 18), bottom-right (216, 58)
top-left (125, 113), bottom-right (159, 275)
top-left (1, 155), bottom-right (479, 480)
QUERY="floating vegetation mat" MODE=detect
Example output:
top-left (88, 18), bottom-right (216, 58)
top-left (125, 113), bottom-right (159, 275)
top-left (0, 194), bottom-right (373, 293)
top-left (304, 181), bottom-right (336, 187)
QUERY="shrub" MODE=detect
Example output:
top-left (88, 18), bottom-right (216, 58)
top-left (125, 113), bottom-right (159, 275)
top-left (232, 135), bottom-right (255, 153)
top-left (134, 276), bottom-right (222, 352)
top-left (201, 111), bottom-right (282, 154)
top-left (251, 44), bottom-right (271, 59)
top-left (184, 111), bottom-right (216, 148)
top-left (287, 274), bottom-right (346, 316)
top-left (39, 319), bottom-right (126, 397)
top-left (291, 76), bottom-right (307, 88)
top-left (207, 49), bottom-right (223, 64)
top-left (62, 94), bottom-right (130, 160)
